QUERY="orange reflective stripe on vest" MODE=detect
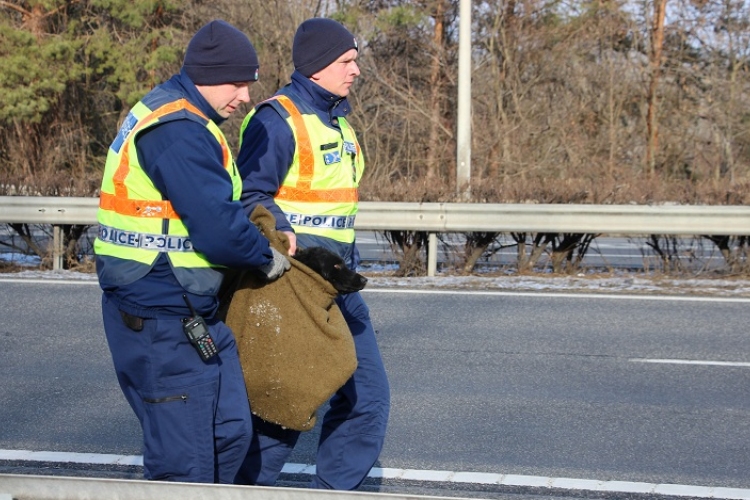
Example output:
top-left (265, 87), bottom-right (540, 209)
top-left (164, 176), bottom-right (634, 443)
top-left (101, 99), bottom-right (230, 218)
top-left (276, 186), bottom-right (358, 203)
top-left (98, 193), bottom-right (179, 219)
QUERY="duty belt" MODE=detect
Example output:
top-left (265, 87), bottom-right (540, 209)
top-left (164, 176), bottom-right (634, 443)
top-left (98, 224), bottom-right (194, 252)
top-left (285, 213), bottom-right (356, 229)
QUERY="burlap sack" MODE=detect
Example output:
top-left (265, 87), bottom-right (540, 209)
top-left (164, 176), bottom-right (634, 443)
top-left (223, 205), bottom-right (357, 431)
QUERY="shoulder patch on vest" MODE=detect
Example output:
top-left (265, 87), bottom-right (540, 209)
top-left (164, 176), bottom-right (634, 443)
top-left (111, 112), bottom-right (138, 154)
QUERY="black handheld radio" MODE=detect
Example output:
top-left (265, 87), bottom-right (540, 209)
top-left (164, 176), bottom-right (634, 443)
top-left (181, 294), bottom-right (218, 361)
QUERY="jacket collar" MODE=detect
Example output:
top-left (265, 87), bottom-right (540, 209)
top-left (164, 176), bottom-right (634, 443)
top-left (288, 70), bottom-right (351, 118)
top-left (159, 70), bottom-right (227, 125)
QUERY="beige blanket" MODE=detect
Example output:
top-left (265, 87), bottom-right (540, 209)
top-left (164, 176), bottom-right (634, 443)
top-left (222, 205), bottom-right (357, 431)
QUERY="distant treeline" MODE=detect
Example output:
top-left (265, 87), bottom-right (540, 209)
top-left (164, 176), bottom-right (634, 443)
top-left (1, 0), bottom-right (749, 205)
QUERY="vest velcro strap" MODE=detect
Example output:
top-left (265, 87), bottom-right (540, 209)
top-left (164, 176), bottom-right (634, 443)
top-left (99, 192), bottom-right (179, 219)
top-left (98, 224), bottom-right (194, 252)
top-left (276, 186), bottom-right (358, 203)
top-left (284, 212), bottom-right (356, 229)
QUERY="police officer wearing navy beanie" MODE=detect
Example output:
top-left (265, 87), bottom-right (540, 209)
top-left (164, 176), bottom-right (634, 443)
top-left (235, 18), bottom-right (390, 491)
top-left (96, 20), bottom-right (289, 484)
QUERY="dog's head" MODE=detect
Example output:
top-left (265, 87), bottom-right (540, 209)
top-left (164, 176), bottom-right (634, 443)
top-left (293, 247), bottom-right (367, 294)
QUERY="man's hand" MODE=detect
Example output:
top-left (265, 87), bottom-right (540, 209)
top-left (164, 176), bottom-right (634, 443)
top-left (283, 231), bottom-right (297, 256)
top-left (258, 247), bottom-right (291, 281)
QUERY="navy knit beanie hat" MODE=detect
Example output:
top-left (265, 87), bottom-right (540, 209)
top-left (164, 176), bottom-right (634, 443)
top-left (183, 20), bottom-right (259, 85)
top-left (293, 18), bottom-right (358, 77)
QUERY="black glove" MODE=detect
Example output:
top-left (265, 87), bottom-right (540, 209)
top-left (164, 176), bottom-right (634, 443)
top-left (258, 247), bottom-right (291, 281)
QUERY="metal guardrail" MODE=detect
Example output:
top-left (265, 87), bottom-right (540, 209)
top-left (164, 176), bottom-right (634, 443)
top-left (2, 196), bottom-right (750, 274)
top-left (3, 196), bottom-right (750, 233)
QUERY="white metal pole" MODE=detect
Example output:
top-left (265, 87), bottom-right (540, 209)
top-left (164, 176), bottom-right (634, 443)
top-left (53, 224), bottom-right (62, 271)
top-left (456, 0), bottom-right (472, 198)
top-left (427, 232), bottom-right (438, 276)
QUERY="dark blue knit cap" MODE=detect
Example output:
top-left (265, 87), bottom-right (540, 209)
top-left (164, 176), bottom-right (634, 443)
top-left (183, 20), bottom-right (259, 85)
top-left (293, 18), bottom-right (358, 77)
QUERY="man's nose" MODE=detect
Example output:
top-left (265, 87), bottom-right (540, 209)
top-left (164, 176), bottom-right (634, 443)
top-left (238, 85), bottom-right (251, 102)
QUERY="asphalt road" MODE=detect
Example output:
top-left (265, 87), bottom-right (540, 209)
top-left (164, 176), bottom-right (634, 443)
top-left (1, 278), bottom-right (750, 499)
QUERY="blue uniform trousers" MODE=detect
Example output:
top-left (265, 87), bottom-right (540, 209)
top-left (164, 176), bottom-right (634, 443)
top-left (102, 293), bottom-right (253, 483)
top-left (234, 291), bottom-right (390, 489)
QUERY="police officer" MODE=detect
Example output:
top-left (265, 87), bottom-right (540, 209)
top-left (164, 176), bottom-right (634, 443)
top-left (234, 18), bottom-right (390, 490)
top-left (95, 20), bottom-right (289, 484)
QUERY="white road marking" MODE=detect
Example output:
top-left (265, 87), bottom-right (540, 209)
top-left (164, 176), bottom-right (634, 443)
top-left (0, 278), bottom-right (97, 285)
top-left (2, 277), bottom-right (750, 303)
top-left (1, 450), bottom-right (749, 499)
top-left (630, 358), bottom-right (750, 368)
top-left (363, 288), bottom-right (750, 303)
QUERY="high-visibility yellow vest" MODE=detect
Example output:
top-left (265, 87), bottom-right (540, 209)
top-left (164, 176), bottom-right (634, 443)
top-left (240, 94), bottom-right (364, 243)
top-left (95, 87), bottom-right (242, 292)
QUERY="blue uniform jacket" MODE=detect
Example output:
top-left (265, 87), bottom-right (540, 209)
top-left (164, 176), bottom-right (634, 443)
top-left (97, 70), bottom-right (273, 318)
top-left (236, 71), bottom-right (360, 268)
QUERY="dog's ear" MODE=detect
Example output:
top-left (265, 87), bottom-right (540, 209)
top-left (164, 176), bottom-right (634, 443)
top-left (323, 262), bottom-right (344, 283)
top-left (316, 259), bottom-right (336, 282)
top-left (315, 251), bottom-right (343, 279)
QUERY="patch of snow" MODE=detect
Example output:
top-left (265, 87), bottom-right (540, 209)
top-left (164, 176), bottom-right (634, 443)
top-left (366, 274), bottom-right (750, 297)
top-left (2, 267), bottom-right (749, 298)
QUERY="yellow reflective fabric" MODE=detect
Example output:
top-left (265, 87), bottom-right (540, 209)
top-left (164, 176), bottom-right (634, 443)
top-left (240, 94), bottom-right (364, 243)
top-left (95, 95), bottom-right (241, 269)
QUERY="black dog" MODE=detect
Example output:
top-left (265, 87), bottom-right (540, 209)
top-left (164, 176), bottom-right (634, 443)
top-left (293, 247), bottom-right (367, 294)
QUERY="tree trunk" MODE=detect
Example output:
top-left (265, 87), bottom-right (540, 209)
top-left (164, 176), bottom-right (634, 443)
top-left (645, 0), bottom-right (667, 175)
top-left (425, 0), bottom-right (446, 181)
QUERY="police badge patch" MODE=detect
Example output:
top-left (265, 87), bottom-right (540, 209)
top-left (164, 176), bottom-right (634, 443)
top-left (323, 151), bottom-right (342, 165)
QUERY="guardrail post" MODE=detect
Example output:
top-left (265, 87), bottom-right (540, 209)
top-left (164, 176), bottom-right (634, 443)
top-left (52, 225), bottom-right (63, 271)
top-left (427, 233), bottom-right (437, 277)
